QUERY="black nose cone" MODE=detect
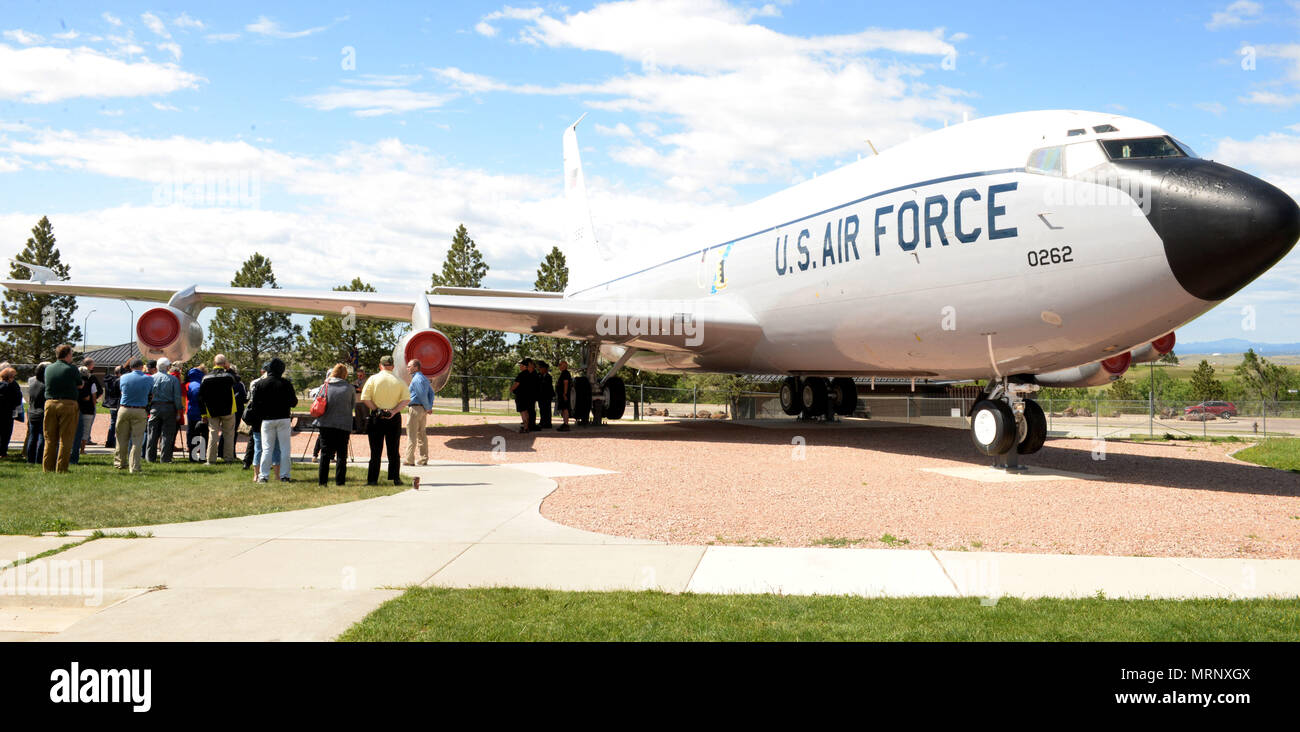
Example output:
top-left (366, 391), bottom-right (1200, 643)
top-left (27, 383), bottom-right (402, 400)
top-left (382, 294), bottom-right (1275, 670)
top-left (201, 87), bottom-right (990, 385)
top-left (1117, 158), bottom-right (1300, 301)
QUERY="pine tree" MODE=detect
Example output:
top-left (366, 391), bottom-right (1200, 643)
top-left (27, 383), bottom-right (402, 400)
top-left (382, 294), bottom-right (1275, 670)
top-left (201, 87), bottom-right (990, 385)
top-left (205, 254), bottom-right (302, 377)
top-left (1, 217), bottom-right (83, 365)
top-left (429, 225), bottom-right (507, 411)
top-left (1107, 376), bottom-right (1140, 401)
top-left (521, 246), bottom-right (583, 370)
top-left (1189, 359), bottom-right (1224, 402)
top-left (296, 278), bottom-right (404, 378)
top-left (1235, 349), bottom-right (1291, 412)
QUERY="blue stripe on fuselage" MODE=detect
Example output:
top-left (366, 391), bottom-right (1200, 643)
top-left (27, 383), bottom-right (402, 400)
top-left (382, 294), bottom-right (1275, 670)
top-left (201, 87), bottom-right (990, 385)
top-left (567, 167), bottom-right (1026, 297)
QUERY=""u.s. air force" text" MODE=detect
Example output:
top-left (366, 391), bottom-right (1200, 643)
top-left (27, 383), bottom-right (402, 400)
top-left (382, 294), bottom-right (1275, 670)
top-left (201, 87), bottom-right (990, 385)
top-left (774, 182), bottom-right (1018, 276)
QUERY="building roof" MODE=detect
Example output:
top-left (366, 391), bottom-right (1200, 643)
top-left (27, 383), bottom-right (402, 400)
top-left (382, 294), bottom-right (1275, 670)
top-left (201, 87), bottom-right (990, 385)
top-left (80, 342), bottom-right (139, 368)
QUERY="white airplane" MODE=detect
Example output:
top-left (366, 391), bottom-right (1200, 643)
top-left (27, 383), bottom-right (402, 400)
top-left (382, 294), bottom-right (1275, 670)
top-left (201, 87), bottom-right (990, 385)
top-left (4, 110), bottom-right (1297, 463)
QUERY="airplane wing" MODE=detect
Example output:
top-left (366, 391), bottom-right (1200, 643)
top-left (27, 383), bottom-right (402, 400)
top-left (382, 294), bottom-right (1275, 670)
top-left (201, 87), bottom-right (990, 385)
top-left (0, 280), bottom-right (761, 352)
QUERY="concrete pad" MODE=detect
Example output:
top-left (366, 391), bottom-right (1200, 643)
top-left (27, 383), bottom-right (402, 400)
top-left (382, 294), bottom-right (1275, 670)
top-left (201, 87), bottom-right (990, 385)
top-left (933, 551), bottom-right (1233, 599)
top-left (1170, 557), bottom-right (1300, 598)
top-left (428, 543), bottom-right (705, 592)
top-left (170, 540), bottom-right (469, 590)
top-left (478, 509), bottom-right (660, 546)
top-left (0, 535), bottom-right (82, 562)
top-left (686, 546), bottom-right (958, 597)
top-left (499, 461), bottom-right (617, 478)
top-left (0, 590), bottom-right (147, 633)
top-left (0, 631), bottom-right (45, 641)
top-left (921, 465), bottom-right (1102, 483)
top-left (47, 587), bottom-right (401, 642)
top-left (735, 418), bottom-right (919, 430)
top-left (7, 537), bottom-right (263, 590)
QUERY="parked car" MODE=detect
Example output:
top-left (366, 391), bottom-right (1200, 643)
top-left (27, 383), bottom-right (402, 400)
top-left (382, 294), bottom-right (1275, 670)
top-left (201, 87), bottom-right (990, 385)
top-left (1184, 401), bottom-right (1236, 418)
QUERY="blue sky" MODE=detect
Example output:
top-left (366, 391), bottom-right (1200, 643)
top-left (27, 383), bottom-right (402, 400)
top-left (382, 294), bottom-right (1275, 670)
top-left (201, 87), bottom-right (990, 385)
top-left (2, 0), bottom-right (1299, 348)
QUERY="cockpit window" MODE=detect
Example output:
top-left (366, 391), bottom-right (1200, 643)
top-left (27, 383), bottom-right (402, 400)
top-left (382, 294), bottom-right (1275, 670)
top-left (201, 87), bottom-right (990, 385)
top-left (1026, 146), bottom-right (1065, 176)
top-left (1066, 128), bottom-right (1087, 137)
top-left (1100, 136), bottom-right (1187, 160)
top-left (1092, 124), bottom-right (1118, 133)
top-left (1171, 137), bottom-right (1199, 158)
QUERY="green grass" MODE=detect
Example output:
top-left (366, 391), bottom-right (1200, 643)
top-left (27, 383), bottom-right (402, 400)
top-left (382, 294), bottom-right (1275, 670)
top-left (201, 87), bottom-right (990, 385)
top-left (0, 453), bottom-right (400, 535)
top-left (1233, 438), bottom-right (1300, 472)
top-left (339, 587), bottom-right (1300, 641)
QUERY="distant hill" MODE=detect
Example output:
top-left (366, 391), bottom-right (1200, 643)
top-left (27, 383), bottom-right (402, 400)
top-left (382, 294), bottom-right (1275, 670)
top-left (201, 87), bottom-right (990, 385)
top-left (1177, 338), bottom-right (1300, 356)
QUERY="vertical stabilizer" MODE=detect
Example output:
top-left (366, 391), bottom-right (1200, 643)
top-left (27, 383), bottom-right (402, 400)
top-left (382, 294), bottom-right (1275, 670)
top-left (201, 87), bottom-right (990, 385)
top-left (562, 115), bottom-right (614, 295)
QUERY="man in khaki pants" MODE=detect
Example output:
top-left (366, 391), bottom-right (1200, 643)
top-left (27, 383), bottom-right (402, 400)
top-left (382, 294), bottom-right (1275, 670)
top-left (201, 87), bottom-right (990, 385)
top-left (114, 358), bottom-right (153, 473)
top-left (403, 359), bottom-right (434, 466)
top-left (41, 343), bottom-right (83, 472)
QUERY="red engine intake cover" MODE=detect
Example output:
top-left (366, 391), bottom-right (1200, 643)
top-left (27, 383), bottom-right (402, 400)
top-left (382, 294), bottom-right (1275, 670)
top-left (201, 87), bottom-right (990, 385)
top-left (404, 330), bottom-right (453, 377)
top-left (137, 308), bottom-right (181, 349)
top-left (1101, 352), bottom-right (1132, 376)
top-left (1151, 332), bottom-right (1176, 355)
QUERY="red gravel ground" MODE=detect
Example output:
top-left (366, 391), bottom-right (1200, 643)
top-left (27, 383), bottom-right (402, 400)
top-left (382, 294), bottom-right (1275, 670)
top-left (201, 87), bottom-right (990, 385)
top-left (9, 414), bottom-right (1300, 559)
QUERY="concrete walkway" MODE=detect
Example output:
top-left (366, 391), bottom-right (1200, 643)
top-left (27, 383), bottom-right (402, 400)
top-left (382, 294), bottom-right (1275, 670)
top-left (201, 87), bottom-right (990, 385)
top-left (2, 458), bottom-right (1298, 641)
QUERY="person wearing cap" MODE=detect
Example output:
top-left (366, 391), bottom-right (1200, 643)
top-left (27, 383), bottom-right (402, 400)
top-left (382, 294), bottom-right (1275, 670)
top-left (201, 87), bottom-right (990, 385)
top-left (360, 355), bottom-right (408, 485)
top-left (404, 358), bottom-right (434, 466)
top-left (199, 354), bottom-right (238, 464)
top-left (114, 358), bottom-right (152, 473)
top-left (510, 359), bottom-right (533, 433)
top-left (146, 356), bottom-right (183, 462)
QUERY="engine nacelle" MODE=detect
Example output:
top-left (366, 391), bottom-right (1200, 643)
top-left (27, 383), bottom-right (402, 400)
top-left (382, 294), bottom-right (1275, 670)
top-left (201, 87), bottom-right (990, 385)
top-left (392, 328), bottom-right (454, 391)
top-left (136, 306), bottom-right (203, 364)
top-left (1034, 352), bottom-right (1132, 389)
top-left (1130, 332), bottom-right (1177, 365)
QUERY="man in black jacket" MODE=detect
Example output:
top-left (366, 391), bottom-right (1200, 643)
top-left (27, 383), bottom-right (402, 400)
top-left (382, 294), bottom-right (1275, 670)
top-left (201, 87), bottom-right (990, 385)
top-left (103, 366), bottom-right (121, 449)
top-left (199, 354), bottom-right (239, 464)
top-left (535, 361), bottom-right (554, 429)
top-left (248, 358), bottom-right (298, 482)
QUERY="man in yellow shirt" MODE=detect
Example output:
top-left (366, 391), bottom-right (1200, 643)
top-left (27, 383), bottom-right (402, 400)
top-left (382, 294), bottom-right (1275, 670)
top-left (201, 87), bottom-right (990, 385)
top-left (360, 355), bottom-right (409, 485)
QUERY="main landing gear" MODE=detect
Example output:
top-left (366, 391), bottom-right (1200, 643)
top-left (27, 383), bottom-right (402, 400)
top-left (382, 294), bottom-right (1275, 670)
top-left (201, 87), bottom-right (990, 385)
top-left (780, 376), bottom-right (857, 421)
top-left (969, 380), bottom-right (1047, 470)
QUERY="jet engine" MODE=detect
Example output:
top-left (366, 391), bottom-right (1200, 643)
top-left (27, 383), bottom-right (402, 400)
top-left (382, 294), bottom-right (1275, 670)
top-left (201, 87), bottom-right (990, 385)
top-left (1033, 351), bottom-right (1132, 389)
top-left (392, 328), bottom-right (454, 390)
top-left (136, 306), bottom-right (204, 364)
top-left (1129, 332), bottom-right (1176, 364)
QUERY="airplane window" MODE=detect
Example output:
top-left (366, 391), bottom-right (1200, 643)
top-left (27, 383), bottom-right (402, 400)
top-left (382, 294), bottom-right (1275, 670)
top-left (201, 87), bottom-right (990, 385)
top-left (1099, 136), bottom-right (1187, 160)
top-left (1067, 129), bottom-right (1087, 136)
top-left (1026, 146), bottom-right (1065, 175)
top-left (1092, 124), bottom-right (1118, 133)
top-left (1171, 137), bottom-right (1200, 158)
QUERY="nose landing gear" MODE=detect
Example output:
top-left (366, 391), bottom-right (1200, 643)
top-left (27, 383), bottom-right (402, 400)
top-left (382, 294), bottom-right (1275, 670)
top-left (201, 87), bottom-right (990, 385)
top-left (970, 380), bottom-right (1047, 470)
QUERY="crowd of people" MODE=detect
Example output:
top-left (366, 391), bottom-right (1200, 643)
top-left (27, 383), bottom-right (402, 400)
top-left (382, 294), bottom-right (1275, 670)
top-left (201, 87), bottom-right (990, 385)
top-left (1, 346), bottom-right (586, 486)
top-left (510, 358), bottom-right (572, 434)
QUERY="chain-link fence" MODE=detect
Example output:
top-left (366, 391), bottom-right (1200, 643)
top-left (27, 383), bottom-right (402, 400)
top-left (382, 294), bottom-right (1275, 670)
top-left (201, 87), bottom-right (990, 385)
top-left (310, 374), bottom-right (1300, 438)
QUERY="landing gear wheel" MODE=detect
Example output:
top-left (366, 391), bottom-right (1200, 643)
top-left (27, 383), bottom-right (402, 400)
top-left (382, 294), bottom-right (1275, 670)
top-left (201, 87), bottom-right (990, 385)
top-left (801, 377), bottom-right (829, 416)
top-left (970, 399), bottom-right (1015, 456)
top-left (571, 377), bottom-right (592, 424)
top-left (831, 377), bottom-right (857, 416)
top-left (603, 377), bottom-right (626, 420)
top-left (779, 376), bottom-right (803, 416)
top-left (1016, 399), bottom-right (1047, 455)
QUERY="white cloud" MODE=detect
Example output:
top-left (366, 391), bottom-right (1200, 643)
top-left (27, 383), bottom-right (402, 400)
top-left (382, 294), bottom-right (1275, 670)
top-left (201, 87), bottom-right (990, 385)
top-left (3, 30), bottom-right (44, 45)
top-left (475, 6), bottom-right (546, 37)
top-left (0, 129), bottom-right (725, 295)
top-left (102, 12), bottom-right (122, 27)
top-left (1206, 0), bottom-right (1262, 30)
top-left (459, 0), bottom-right (968, 191)
top-left (158, 41), bottom-right (183, 60)
top-left (152, 101), bottom-right (180, 111)
top-left (1195, 101), bottom-right (1226, 115)
top-left (1240, 90), bottom-right (1300, 106)
top-left (475, 21), bottom-right (498, 37)
top-left (53, 30), bottom-right (80, 41)
top-left (294, 87), bottom-right (453, 116)
top-left (173, 14), bottom-right (205, 31)
top-left (205, 33), bottom-right (240, 42)
top-left (141, 12), bottom-right (170, 38)
top-left (1213, 130), bottom-right (1300, 195)
top-left (0, 43), bottom-right (202, 103)
top-left (246, 16), bottom-right (328, 39)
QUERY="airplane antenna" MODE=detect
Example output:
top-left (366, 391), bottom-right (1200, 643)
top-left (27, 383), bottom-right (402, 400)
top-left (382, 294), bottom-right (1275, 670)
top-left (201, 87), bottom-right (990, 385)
top-left (866, 139), bottom-right (878, 156)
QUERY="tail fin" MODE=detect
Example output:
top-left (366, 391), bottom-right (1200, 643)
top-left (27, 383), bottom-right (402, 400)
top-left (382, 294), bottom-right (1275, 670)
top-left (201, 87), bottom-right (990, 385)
top-left (562, 114), bottom-right (614, 295)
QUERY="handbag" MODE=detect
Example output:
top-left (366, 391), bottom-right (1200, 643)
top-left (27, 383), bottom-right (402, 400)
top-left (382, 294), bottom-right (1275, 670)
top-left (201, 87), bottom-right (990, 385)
top-left (309, 382), bottom-right (328, 418)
